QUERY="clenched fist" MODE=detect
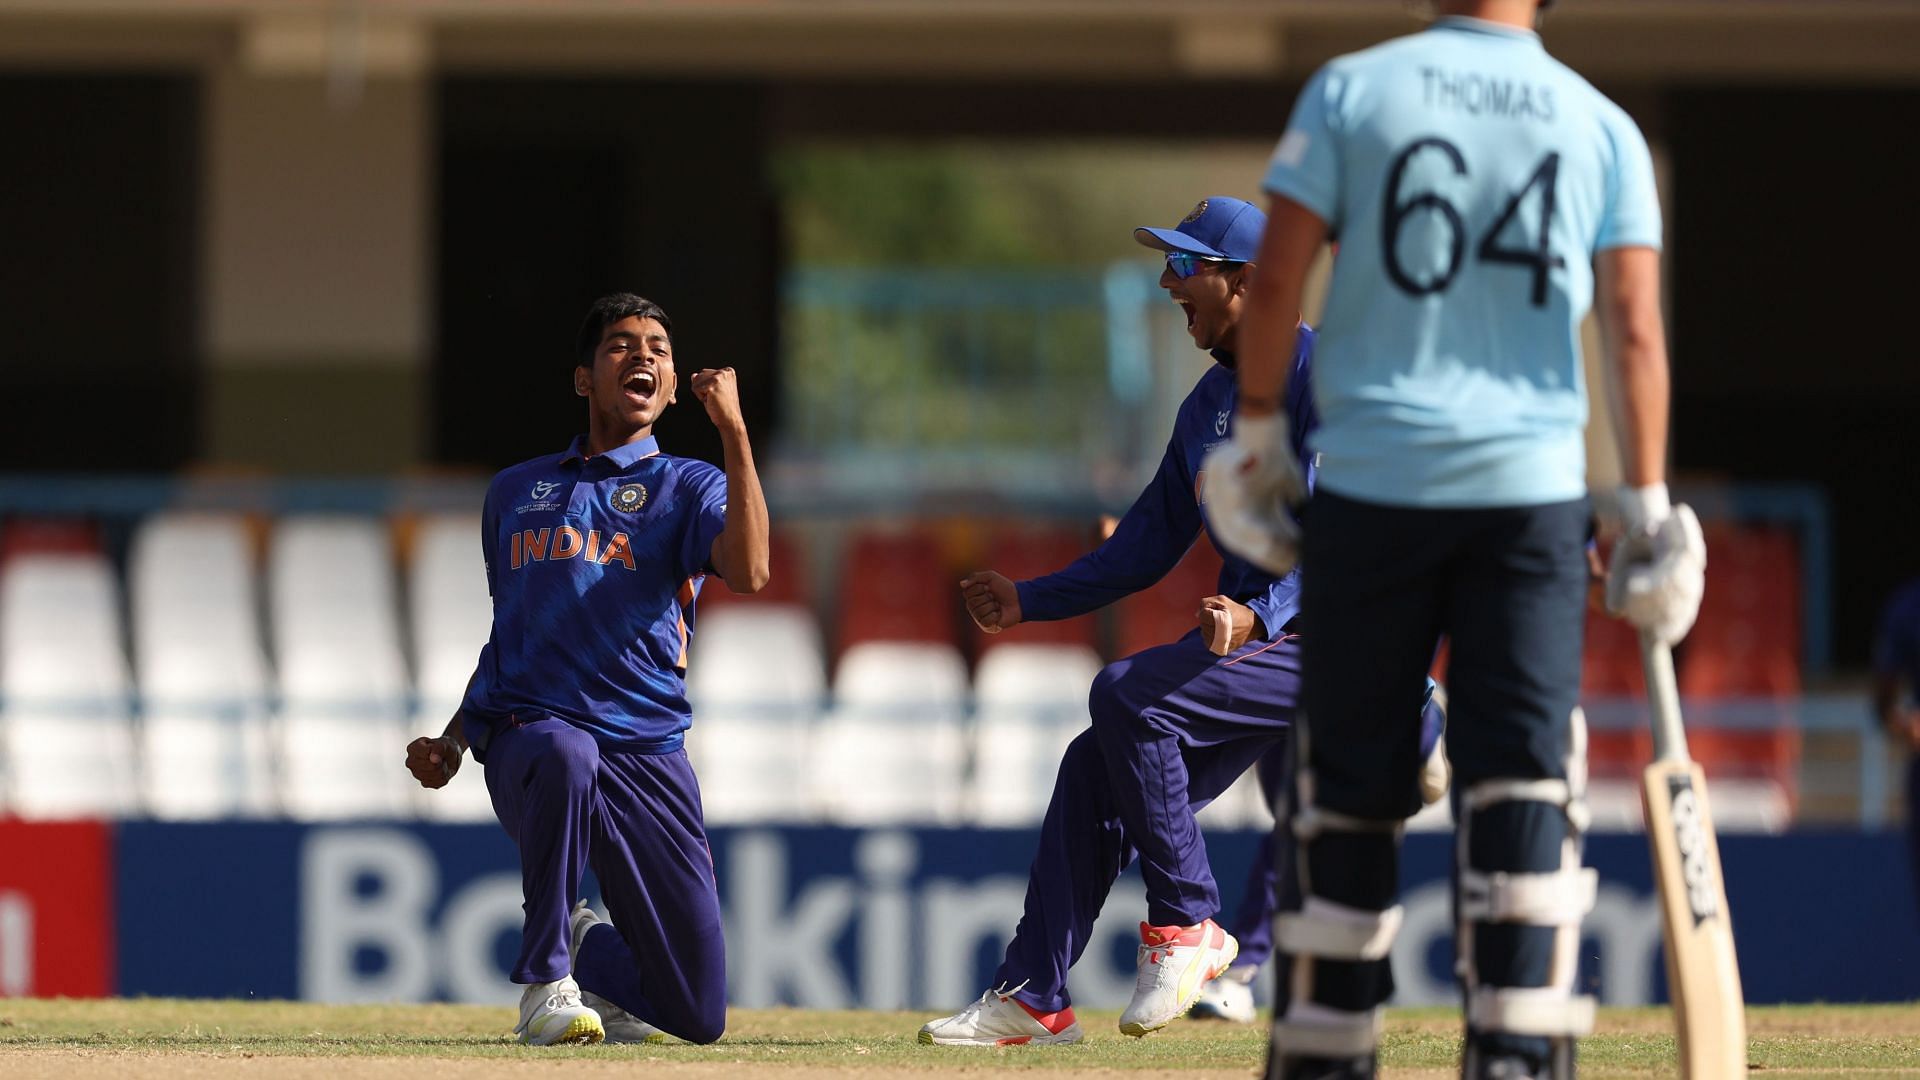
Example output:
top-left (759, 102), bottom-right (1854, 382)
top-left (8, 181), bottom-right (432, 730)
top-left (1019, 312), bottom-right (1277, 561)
top-left (690, 367), bottom-right (744, 431)
top-left (1197, 595), bottom-right (1264, 656)
top-left (406, 734), bottom-right (463, 789)
top-left (960, 571), bottom-right (1023, 633)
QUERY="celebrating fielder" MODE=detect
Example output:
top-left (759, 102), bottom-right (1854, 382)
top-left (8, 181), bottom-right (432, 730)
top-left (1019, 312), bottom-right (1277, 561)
top-left (1204, 2), bottom-right (1705, 1078)
top-left (919, 197), bottom-right (1445, 1048)
top-left (406, 293), bottom-right (769, 1047)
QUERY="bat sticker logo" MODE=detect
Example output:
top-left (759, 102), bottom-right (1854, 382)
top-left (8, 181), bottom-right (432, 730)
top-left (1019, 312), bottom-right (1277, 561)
top-left (1666, 773), bottom-right (1719, 926)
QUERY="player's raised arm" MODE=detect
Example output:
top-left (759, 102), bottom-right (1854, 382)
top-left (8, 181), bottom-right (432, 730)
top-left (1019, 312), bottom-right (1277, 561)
top-left (692, 366), bottom-right (770, 594)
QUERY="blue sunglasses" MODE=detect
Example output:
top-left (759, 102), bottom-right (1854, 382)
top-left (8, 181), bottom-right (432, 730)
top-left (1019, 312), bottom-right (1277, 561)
top-left (1166, 253), bottom-right (1242, 280)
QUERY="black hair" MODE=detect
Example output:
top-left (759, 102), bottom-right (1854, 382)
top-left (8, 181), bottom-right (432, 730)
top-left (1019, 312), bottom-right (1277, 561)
top-left (574, 293), bottom-right (673, 369)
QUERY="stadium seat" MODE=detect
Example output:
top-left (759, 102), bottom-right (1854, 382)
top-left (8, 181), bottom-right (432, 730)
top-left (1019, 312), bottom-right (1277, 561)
top-left (1583, 603), bottom-right (1646, 697)
top-left (695, 527), bottom-right (809, 610)
top-left (686, 604), bottom-right (827, 823)
top-left (128, 513), bottom-right (278, 819)
top-left (1114, 534), bottom-right (1222, 659)
top-left (808, 641), bottom-right (968, 824)
top-left (407, 513), bottom-right (497, 822)
top-left (0, 550), bottom-right (138, 818)
top-left (966, 643), bottom-right (1103, 825)
top-left (975, 527), bottom-right (1098, 652)
top-left (0, 517), bottom-right (102, 563)
top-left (1679, 525), bottom-right (1802, 698)
top-left (834, 528), bottom-right (954, 655)
top-left (270, 516), bottom-right (413, 820)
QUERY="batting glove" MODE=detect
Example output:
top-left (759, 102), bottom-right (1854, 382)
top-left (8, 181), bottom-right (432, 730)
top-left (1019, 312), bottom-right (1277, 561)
top-left (1200, 413), bottom-right (1307, 575)
top-left (1606, 483), bottom-right (1707, 646)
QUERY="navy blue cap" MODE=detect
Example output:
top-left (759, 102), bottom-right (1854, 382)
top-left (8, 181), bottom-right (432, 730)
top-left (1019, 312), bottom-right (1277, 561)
top-left (1133, 196), bottom-right (1266, 262)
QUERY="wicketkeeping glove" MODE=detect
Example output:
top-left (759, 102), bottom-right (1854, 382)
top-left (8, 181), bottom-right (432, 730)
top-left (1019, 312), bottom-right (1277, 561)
top-left (1606, 483), bottom-right (1707, 646)
top-left (1200, 412), bottom-right (1307, 575)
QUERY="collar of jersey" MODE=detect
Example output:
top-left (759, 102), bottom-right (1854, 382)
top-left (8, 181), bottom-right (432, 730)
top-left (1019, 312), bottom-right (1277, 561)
top-left (560, 433), bottom-right (661, 469)
top-left (1432, 15), bottom-right (1542, 45)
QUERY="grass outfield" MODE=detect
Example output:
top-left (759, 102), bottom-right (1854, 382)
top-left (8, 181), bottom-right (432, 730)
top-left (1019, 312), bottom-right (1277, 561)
top-left (1, 999), bottom-right (1917, 1077)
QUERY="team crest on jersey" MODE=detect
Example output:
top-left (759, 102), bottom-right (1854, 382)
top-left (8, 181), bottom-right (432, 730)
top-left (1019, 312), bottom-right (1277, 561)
top-left (609, 483), bottom-right (649, 513)
top-left (1181, 199), bottom-right (1209, 225)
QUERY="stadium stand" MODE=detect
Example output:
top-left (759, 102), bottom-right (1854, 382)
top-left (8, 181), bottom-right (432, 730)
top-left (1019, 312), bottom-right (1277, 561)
top-left (130, 513), bottom-right (277, 819)
top-left (965, 642), bottom-right (1102, 825)
top-left (406, 513), bottom-right (497, 821)
top-left (0, 539), bottom-right (139, 818)
top-left (834, 528), bottom-right (953, 656)
top-left (808, 640), bottom-right (969, 824)
top-left (687, 604), bottom-right (828, 823)
top-left (270, 516), bottom-right (413, 820)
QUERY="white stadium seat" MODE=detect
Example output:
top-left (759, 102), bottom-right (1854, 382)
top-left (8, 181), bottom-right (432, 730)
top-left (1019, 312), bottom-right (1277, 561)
top-left (407, 513), bottom-right (496, 822)
top-left (0, 553), bottom-right (138, 818)
top-left (129, 513), bottom-right (278, 819)
top-left (686, 604), bottom-right (826, 823)
top-left (966, 643), bottom-right (1102, 826)
top-left (270, 516), bottom-right (413, 820)
top-left (809, 641), bottom-right (968, 825)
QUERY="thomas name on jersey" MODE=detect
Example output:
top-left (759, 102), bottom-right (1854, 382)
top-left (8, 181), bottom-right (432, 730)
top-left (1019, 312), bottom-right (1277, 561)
top-left (1421, 67), bottom-right (1557, 123)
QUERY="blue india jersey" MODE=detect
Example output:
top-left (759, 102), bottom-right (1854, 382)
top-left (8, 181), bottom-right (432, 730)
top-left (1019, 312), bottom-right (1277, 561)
top-left (1018, 331), bottom-right (1318, 637)
top-left (1262, 15), bottom-right (1662, 508)
top-left (460, 434), bottom-right (728, 755)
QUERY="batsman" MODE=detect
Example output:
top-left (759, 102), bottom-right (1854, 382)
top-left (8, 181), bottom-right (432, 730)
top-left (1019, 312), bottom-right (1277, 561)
top-left (1205, 1), bottom-right (1708, 1078)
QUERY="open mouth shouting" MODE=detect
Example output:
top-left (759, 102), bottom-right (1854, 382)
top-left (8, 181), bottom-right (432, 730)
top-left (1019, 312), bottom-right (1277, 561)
top-left (621, 367), bottom-right (659, 407)
top-left (1174, 297), bottom-right (1197, 331)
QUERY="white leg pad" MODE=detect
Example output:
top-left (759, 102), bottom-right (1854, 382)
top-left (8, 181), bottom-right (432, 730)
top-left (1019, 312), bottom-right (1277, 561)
top-left (1271, 1001), bottom-right (1382, 1058)
top-left (1460, 867), bottom-right (1598, 925)
top-left (1468, 986), bottom-right (1596, 1037)
top-left (1462, 778), bottom-right (1589, 834)
top-left (1275, 896), bottom-right (1404, 961)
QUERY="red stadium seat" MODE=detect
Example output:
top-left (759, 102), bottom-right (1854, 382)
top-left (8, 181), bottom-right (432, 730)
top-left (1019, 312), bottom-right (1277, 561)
top-left (835, 527), bottom-right (954, 655)
top-left (976, 525), bottom-right (1099, 652)
top-left (1114, 534), bottom-right (1222, 659)
top-left (698, 527), bottom-right (809, 609)
top-left (1678, 525), bottom-right (1801, 698)
top-left (1583, 604), bottom-right (1646, 697)
top-left (0, 518), bottom-right (102, 563)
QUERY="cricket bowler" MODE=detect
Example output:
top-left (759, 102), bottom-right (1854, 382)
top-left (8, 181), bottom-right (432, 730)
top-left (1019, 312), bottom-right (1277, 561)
top-left (406, 293), bottom-right (769, 1046)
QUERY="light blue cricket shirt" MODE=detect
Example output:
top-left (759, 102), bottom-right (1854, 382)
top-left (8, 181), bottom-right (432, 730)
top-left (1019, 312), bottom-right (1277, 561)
top-left (1263, 15), bottom-right (1662, 508)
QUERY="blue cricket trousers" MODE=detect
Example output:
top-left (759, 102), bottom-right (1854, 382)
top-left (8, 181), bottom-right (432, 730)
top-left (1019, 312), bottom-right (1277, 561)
top-left (995, 627), bottom-right (1300, 1013)
top-left (481, 715), bottom-right (727, 1044)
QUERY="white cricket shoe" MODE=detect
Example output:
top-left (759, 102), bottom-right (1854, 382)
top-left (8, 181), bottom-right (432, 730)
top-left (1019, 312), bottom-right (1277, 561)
top-left (514, 974), bottom-right (603, 1045)
top-left (1190, 963), bottom-right (1259, 1024)
top-left (918, 983), bottom-right (1083, 1046)
top-left (1119, 919), bottom-right (1239, 1037)
top-left (570, 901), bottom-right (668, 1044)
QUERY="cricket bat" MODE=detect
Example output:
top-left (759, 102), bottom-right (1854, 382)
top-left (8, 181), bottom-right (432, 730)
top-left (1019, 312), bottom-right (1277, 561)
top-left (1638, 632), bottom-right (1747, 1078)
